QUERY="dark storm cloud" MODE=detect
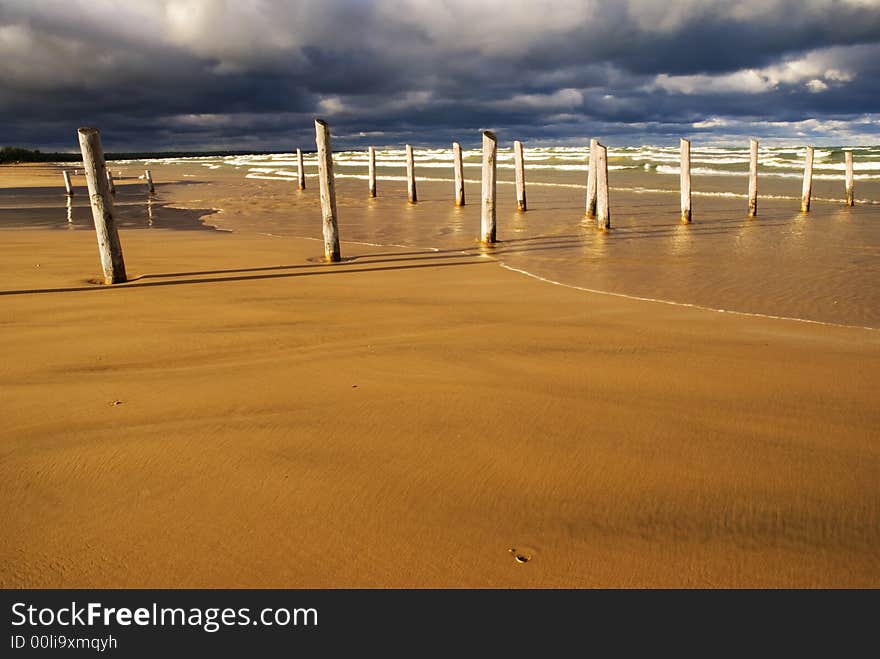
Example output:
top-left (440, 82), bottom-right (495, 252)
top-left (1, 0), bottom-right (879, 150)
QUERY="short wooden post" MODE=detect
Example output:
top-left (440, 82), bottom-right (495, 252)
top-left (514, 140), bottom-right (527, 211)
top-left (297, 148), bottom-right (306, 190)
top-left (106, 169), bottom-right (116, 195)
top-left (406, 144), bottom-right (417, 203)
top-left (748, 139), bottom-right (758, 217)
top-left (77, 127), bottom-right (127, 284)
top-left (844, 151), bottom-right (854, 206)
top-left (62, 170), bottom-right (74, 197)
top-left (145, 169), bottom-right (155, 194)
top-left (453, 142), bottom-right (465, 206)
top-left (801, 146), bottom-right (814, 212)
top-left (585, 138), bottom-right (598, 218)
top-left (314, 118), bottom-right (341, 262)
top-left (368, 146), bottom-right (377, 198)
top-left (481, 130), bottom-right (497, 244)
top-left (680, 138), bottom-right (692, 223)
top-left (596, 143), bottom-right (610, 230)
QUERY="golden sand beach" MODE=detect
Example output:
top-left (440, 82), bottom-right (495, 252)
top-left (1, 162), bottom-right (878, 587)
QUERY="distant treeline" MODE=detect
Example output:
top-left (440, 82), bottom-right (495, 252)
top-left (1, 146), bottom-right (300, 164)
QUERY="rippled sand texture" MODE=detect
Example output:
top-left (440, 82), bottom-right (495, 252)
top-left (1, 161), bottom-right (878, 588)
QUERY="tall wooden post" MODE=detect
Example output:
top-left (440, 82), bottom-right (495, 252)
top-left (62, 170), bottom-right (74, 197)
top-left (368, 146), bottom-right (377, 198)
top-left (77, 127), bottom-right (127, 284)
top-left (406, 144), bottom-right (417, 203)
top-left (453, 142), bottom-right (465, 206)
top-left (748, 139), bottom-right (758, 217)
top-left (680, 138), bottom-right (692, 223)
top-left (514, 140), bottom-right (527, 211)
top-left (801, 146), bottom-right (814, 213)
top-left (586, 138), bottom-right (598, 218)
top-left (596, 143), bottom-right (610, 230)
top-left (481, 130), bottom-right (497, 244)
top-left (844, 151), bottom-right (854, 207)
top-left (145, 169), bottom-right (155, 194)
top-left (106, 169), bottom-right (116, 196)
top-left (314, 119), bottom-right (341, 262)
top-left (297, 148), bottom-right (306, 190)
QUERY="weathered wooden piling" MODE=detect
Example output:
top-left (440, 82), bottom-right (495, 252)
top-left (596, 143), bottom-right (610, 230)
top-left (77, 127), bottom-right (127, 284)
top-left (748, 139), bottom-right (758, 217)
top-left (406, 144), bottom-right (417, 203)
top-left (845, 150), bottom-right (854, 206)
top-left (801, 146), bottom-right (814, 212)
top-left (481, 131), bottom-right (497, 244)
top-left (145, 169), bottom-right (155, 194)
top-left (680, 138), bottom-right (692, 223)
top-left (106, 169), bottom-right (116, 196)
top-left (453, 142), bottom-right (465, 206)
top-left (368, 146), bottom-right (377, 198)
top-left (585, 138), bottom-right (598, 218)
top-left (297, 148), bottom-right (306, 190)
top-left (314, 119), bottom-right (341, 262)
top-left (514, 140), bottom-right (527, 211)
top-left (62, 170), bottom-right (74, 197)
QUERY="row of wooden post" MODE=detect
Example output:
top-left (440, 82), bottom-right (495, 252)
top-left (62, 168), bottom-right (152, 197)
top-left (73, 121), bottom-right (861, 284)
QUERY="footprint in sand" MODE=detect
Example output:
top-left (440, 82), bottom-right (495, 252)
top-left (509, 546), bottom-right (536, 564)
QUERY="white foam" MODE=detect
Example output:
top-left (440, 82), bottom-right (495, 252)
top-left (498, 264), bottom-right (878, 331)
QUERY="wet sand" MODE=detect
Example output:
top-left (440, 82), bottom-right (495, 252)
top-left (1, 163), bottom-right (878, 587)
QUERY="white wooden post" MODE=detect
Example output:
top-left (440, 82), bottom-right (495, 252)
top-left (514, 140), bottom-right (527, 211)
top-left (680, 138), bottom-right (692, 223)
top-left (801, 146), bottom-right (814, 212)
top-left (481, 130), bottom-right (497, 244)
top-left (406, 144), bottom-right (417, 203)
top-left (368, 146), bottom-right (377, 198)
top-left (77, 127), bottom-right (127, 284)
top-left (106, 169), bottom-right (116, 195)
top-left (315, 119), bottom-right (341, 262)
top-left (297, 148), bottom-right (306, 190)
top-left (596, 143), bottom-right (610, 230)
top-left (453, 142), bottom-right (465, 206)
top-left (145, 169), bottom-right (155, 194)
top-left (748, 139), bottom-right (758, 217)
top-left (62, 170), bottom-right (74, 197)
top-left (845, 151), bottom-right (854, 207)
top-left (586, 138), bottom-right (598, 217)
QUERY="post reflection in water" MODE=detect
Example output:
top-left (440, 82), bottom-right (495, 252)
top-left (66, 196), bottom-right (73, 225)
top-left (147, 196), bottom-right (154, 227)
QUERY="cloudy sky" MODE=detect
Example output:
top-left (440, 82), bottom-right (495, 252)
top-left (1, 0), bottom-right (879, 151)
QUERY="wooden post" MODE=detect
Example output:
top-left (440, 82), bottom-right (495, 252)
top-left (596, 143), bottom-right (610, 230)
top-left (145, 169), bottom-right (155, 194)
top-left (62, 170), bottom-right (74, 197)
top-left (748, 139), bottom-right (758, 217)
top-left (585, 138), bottom-right (598, 218)
top-left (481, 130), bottom-right (497, 244)
top-left (297, 148), bottom-right (306, 190)
top-left (845, 150), bottom-right (854, 207)
top-left (106, 169), bottom-right (116, 196)
top-left (453, 142), bottom-right (465, 206)
top-left (368, 146), bottom-right (377, 198)
top-left (406, 144), bottom-right (417, 203)
top-left (314, 118), bottom-right (341, 262)
top-left (801, 146), bottom-right (814, 212)
top-left (680, 138), bottom-right (692, 223)
top-left (514, 140), bottom-right (527, 211)
top-left (77, 127), bottom-right (127, 284)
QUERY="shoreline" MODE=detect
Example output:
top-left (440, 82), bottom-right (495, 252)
top-left (1, 223), bottom-right (878, 588)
